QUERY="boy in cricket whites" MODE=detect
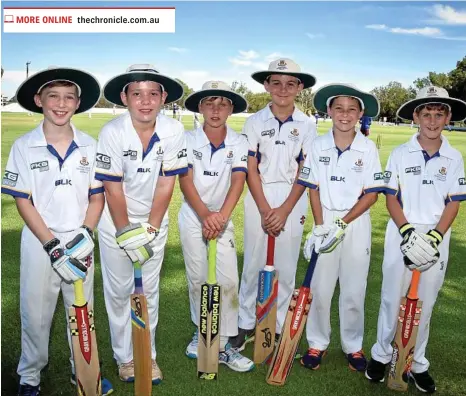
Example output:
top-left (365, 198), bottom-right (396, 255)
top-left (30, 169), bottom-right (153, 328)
top-left (96, 65), bottom-right (188, 384)
top-left (1, 67), bottom-right (113, 395)
top-left (179, 81), bottom-right (254, 372)
top-left (365, 86), bottom-right (466, 393)
top-left (297, 83), bottom-right (385, 372)
top-left (230, 58), bottom-right (318, 349)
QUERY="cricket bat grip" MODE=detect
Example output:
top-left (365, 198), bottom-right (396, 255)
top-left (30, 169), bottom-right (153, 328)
top-left (207, 240), bottom-right (217, 284)
top-left (73, 279), bottom-right (86, 307)
top-left (266, 235), bottom-right (275, 267)
top-left (407, 270), bottom-right (421, 299)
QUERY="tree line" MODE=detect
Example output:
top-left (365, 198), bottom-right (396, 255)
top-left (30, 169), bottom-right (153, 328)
top-left (2, 57), bottom-right (465, 123)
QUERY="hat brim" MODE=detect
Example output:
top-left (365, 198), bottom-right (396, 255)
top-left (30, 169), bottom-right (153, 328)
top-left (251, 71), bottom-right (316, 89)
top-left (16, 68), bottom-right (101, 114)
top-left (313, 84), bottom-right (380, 118)
top-left (103, 72), bottom-right (184, 106)
top-left (397, 97), bottom-right (466, 122)
top-left (184, 89), bottom-right (248, 114)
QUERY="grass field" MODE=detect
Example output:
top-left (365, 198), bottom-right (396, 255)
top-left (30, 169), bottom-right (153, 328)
top-left (1, 112), bottom-right (466, 396)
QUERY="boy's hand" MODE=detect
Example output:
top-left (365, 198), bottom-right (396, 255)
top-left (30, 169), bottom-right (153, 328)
top-left (44, 238), bottom-right (87, 283)
top-left (264, 206), bottom-right (289, 234)
top-left (202, 212), bottom-right (226, 233)
top-left (303, 224), bottom-right (331, 260)
top-left (319, 218), bottom-right (347, 253)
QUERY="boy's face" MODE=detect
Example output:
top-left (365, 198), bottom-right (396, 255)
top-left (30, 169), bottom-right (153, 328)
top-left (264, 74), bottom-right (303, 108)
top-left (198, 97), bottom-right (233, 129)
top-left (327, 96), bottom-right (364, 133)
top-left (121, 81), bottom-right (167, 124)
top-left (413, 106), bottom-right (451, 140)
top-left (34, 85), bottom-right (80, 126)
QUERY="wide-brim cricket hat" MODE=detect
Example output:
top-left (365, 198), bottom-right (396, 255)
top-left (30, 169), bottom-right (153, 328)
top-left (313, 83), bottom-right (380, 118)
top-left (103, 64), bottom-right (184, 106)
top-left (184, 81), bottom-right (248, 114)
top-left (251, 58), bottom-right (316, 89)
top-left (16, 67), bottom-right (101, 114)
top-left (397, 85), bottom-right (466, 122)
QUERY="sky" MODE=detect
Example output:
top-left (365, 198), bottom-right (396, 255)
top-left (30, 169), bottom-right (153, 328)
top-left (1, 1), bottom-right (466, 98)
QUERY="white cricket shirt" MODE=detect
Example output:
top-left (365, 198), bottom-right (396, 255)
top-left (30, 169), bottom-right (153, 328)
top-left (95, 112), bottom-right (188, 217)
top-left (1, 122), bottom-right (103, 232)
top-left (184, 126), bottom-right (248, 212)
top-left (245, 104), bottom-right (317, 185)
top-left (297, 129), bottom-right (385, 211)
top-left (384, 133), bottom-right (466, 225)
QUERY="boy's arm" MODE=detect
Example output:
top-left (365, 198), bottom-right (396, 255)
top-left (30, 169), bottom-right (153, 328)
top-left (179, 170), bottom-right (210, 221)
top-left (15, 198), bottom-right (54, 244)
top-left (103, 181), bottom-right (130, 230)
top-left (82, 192), bottom-right (105, 230)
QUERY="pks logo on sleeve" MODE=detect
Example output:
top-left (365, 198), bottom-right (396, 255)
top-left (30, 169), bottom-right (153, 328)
top-left (2, 170), bottom-right (18, 187)
top-left (459, 177), bottom-right (466, 186)
top-left (373, 172), bottom-right (384, 181)
top-left (241, 155), bottom-right (247, 162)
top-left (383, 171), bottom-right (392, 184)
top-left (300, 167), bottom-right (311, 179)
top-left (96, 153), bottom-right (111, 170)
top-left (177, 148), bottom-right (187, 159)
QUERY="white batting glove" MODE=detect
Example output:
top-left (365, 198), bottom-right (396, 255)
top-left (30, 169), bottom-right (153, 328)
top-left (303, 225), bottom-right (331, 260)
top-left (44, 238), bottom-right (87, 283)
top-left (116, 223), bottom-right (159, 265)
top-left (319, 218), bottom-right (348, 253)
top-left (399, 223), bottom-right (439, 267)
top-left (65, 226), bottom-right (94, 262)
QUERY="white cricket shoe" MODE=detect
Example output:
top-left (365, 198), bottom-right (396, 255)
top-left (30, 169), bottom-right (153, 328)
top-left (185, 330), bottom-right (199, 359)
top-left (219, 345), bottom-right (255, 372)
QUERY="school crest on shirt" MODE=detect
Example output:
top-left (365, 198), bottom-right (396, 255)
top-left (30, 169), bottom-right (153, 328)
top-left (77, 157), bottom-right (90, 174)
top-left (155, 146), bottom-right (164, 161)
top-left (225, 150), bottom-right (234, 164)
top-left (288, 128), bottom-right (299, 141)
top-left (352, 158), bottom-right (364, 172)
top-left (434, 166), bottom-right (447, 182)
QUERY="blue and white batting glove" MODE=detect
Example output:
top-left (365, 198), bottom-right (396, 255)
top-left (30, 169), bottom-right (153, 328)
top-left (319, 218), bottom-right (348, 254)
top-left (65, 226), bottom-right (94, 262)
top-left (44, 238), bottom-right (87, 283)
top-left (303, 224), bottom-right (331, 260)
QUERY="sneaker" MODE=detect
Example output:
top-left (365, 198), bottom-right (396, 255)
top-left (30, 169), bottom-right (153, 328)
top-left (365, 358), bottom-right (387, 382)
top-left (70, 375), bottom-right (114, 395)
top-left (118, 360), bottom-right (135, 382)
top-left (409, 371), bottom-right (436, 393)
top-left (186, 330), bottom-right (199, 359)
top-left (17, 384), bottom-right (40, 396)
top-left (151, 360), bottom-right (163, 385)
top-left (219, 345), bottom-right (255, 372)
top-left (300, 348), bottom-right (327, 370)
top-left (228, 328), bottom-right (255, 351)
top-left (347, 349), bottom-right (367, 372)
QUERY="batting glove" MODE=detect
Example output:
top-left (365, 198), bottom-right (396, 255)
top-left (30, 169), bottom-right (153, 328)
top-left (44, 238), bottom-right (87, 283)
top-left (319, 218), bottom-right (347, 254)
top-left (116, 222), bottom-right (159, 265)
top-left (65, 226), bottom-right (94, 262)
top-left (303, 224), bottom-right (331, 260)
top-left (399, 223), bottom-right (439, 269)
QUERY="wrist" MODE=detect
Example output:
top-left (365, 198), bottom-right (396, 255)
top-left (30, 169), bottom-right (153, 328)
top-left (43, 238), bottom-right (60, 254)
top-left (399, 223), bottom-right (414, 237)
top-left (82, 224), bottom-right (93, 238)
top-left (428, 229), bottom-right (443, 244)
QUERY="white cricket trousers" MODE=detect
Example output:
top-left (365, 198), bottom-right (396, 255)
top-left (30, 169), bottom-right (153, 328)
top-left (238, 183), bottom-right (308, 333)
top-left (371, 219), bottom-right (451, 373)
top-left (17, 226), bottom-right (95, 386)
top-left (97, 208), bottom-right (168, 364)
top-left (178, 203), bottom-right (239, 337)
top-left (306, 208), bottom-right (372, 354)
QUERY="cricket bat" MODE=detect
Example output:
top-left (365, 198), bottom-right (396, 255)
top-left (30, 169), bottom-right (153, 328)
top-left (387, 270), bottom-right (423, 391)
top-left (69, 279), bottom-right (102, 396)
top-left (198, 239), bottom-right (221, 380)
top-left (266, 248), bottom-right (319, 386)
top-left (253, 235), bottom-right (278, 364)
top-left (131, 261), bottom-right (152, 395)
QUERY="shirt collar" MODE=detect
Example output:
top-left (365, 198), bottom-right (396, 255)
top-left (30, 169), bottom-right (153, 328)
top-left (408, 133), bottom-right (456, 159)
top-left (321, 128), bottom-right (369, 152)
top-left (262, 103), bottom-right (308, 122)
top-left (194, 126), bottom-right (237, 149)
top-left (27, 121), bottom-right (90, 148)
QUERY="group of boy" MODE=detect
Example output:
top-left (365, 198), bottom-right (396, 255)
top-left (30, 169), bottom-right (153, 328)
top-left (2, 58), bottom-right (465, 396)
